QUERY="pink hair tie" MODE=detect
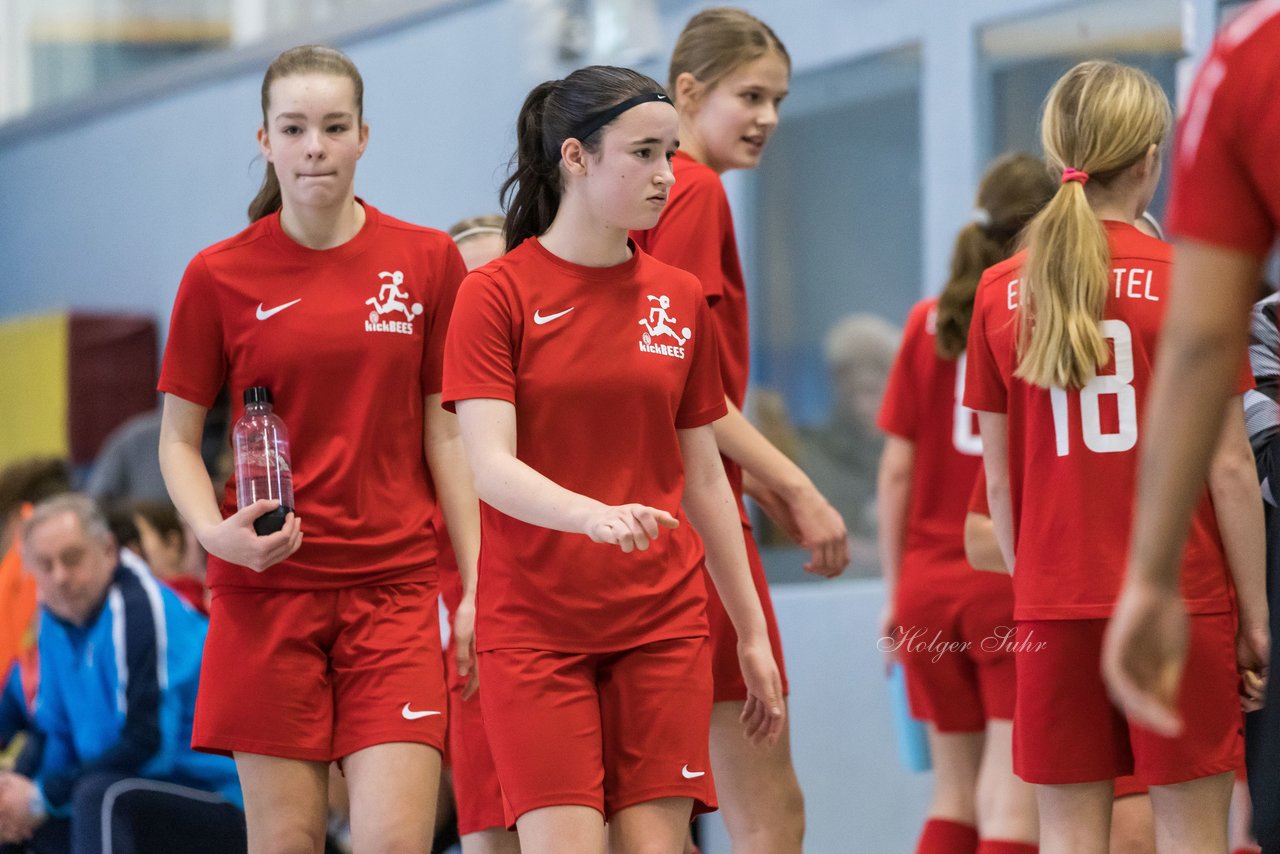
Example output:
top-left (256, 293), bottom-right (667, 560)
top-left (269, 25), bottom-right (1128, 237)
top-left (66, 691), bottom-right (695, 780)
top-left (1061, 167), bottom-right (1089, 185)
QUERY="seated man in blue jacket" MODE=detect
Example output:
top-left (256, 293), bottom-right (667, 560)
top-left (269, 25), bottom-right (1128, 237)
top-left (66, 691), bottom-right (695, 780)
top-left (0, 494), bottom-right (245, 854)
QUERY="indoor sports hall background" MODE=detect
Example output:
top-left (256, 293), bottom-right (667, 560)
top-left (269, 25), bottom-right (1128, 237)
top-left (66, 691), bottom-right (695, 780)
top-left (0, 0), bottom-right (1247, 850)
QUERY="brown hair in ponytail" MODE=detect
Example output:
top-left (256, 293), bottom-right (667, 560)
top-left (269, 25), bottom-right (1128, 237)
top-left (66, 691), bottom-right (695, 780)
top-left (248, 45), bottom-right (364, 223)
top-left (1015, 60), bottom-right (1170, 389)
top-left (935, 153), bottom-right (1055, 359)
top-left (500, 66), bottom-right (668, 252)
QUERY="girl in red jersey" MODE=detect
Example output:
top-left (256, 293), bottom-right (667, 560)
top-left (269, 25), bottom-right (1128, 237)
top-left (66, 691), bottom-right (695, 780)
top-left (967, 468), bottom-right (1159, 854)
top-left (630, 11), bottom-right (847, 849)
top-left (439, 214), bottom-right (520, 854)
top-left (157, 45), bottom-right (477, 854)
top-left (964, 60), bottom-right (1265, 853)
top-left (442, 65), bottom-right (784, 854)
top-left (878, 153), bottom-right (1052, 854)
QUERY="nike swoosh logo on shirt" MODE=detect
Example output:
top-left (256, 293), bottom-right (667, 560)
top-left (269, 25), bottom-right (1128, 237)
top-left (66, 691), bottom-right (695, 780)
top-left (533, 307), bottom-right (574, 325)
top-left (401, 703), bottom-right (442, 720)
top-left (256, 299), bottom-right (302, 320)
top-left (681, 765), bottom-right (706, 779)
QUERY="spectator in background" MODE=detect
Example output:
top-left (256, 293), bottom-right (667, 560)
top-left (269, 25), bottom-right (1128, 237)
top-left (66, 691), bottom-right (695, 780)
top-left (0, 458), bottom-right (72, 714)
top-left (746, 389), bottom-right (805, 548)
top-left (0, 494), bottom-right (245, 854)
top-left (801, 313), bottom-right (900, 574)
top-left (86, 388), bottom-right (231, 505)
top-left (130, 500), bottom-right (208, 615)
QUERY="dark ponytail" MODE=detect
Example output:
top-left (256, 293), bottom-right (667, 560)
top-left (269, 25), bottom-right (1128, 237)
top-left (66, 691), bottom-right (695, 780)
top-left (934, 152), bottom-right (1055, 359)
top-left (249, 44), bottom-right (364, 223)
top-left (248, 164), bottom-right (283, 224)
top-left (501, 66), bottom-right (668, 251)
top-left (501, 82), bottom-right (561, 253)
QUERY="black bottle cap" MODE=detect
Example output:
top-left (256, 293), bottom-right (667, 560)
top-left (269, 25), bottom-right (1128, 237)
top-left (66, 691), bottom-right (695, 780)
top-left (243, 386), bottom-right (273, 405)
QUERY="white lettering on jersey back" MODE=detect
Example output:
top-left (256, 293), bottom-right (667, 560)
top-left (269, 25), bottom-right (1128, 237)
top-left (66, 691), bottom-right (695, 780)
top-left (1111, 268), bottom-right (1159, 302)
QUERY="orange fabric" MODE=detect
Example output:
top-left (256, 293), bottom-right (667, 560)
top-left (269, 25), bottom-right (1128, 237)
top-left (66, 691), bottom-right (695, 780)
top-left (0, 509), bottom-right (38, 684)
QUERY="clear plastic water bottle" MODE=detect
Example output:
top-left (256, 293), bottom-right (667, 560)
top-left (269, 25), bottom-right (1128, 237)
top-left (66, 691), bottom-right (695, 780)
top-left (233, 386), bottom-right (294, 536)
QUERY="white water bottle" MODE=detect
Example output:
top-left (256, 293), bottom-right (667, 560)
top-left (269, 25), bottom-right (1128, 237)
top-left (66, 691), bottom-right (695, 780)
top-left (232, 386), bottom-right (294, 536)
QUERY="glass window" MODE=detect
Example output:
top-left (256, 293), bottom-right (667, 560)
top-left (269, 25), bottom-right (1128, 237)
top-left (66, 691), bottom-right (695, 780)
top-left (981, 2), bottom-right (1182, 219)
top-left (744, 47), bottom-right (922, 579)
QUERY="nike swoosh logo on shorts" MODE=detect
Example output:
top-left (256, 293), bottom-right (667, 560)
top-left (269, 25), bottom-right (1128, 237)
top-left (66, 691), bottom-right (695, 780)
top-left (256, 298), bottom-right (302, 320)
top-left (401, 703), bottom-right (442, 720)
top-left (533, 307), bottom-right (574, 325)
top-left (681, 765), bottom-right (706, 779)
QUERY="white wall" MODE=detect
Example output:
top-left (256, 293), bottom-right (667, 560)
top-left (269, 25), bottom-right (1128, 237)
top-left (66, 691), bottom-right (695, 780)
top-left (698, 579), bottom-right (933, 854)
top-left (0, 0), bottom-right (1198, 328)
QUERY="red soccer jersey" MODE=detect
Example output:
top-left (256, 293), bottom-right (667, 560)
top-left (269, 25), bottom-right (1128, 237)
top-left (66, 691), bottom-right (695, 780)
top-left (969, 467), bottom-right (988, 516)
top-left (159, 202), bottom-right (466, 589)
top-left (877, 297), bottom-right (984, 583)
top-left (633, 151), bottom-right (750, 409)
top-left (1168, 2), bottom-right (1280, 256)
top-left (633, 150), bottom-right (750, 527)
top-left (442, 237), bottom-right (728, 653)
top-left (964, 221), bottom-right (1240, 620)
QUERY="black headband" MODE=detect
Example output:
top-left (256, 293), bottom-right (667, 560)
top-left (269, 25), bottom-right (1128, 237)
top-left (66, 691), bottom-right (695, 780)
top-left (566, 92), bottom-right (672, 144)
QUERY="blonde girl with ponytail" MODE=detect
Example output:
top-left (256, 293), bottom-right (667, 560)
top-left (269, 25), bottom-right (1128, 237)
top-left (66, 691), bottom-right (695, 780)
top-left (1016, 61), bottom-right (1170, 390)
top-left (963, 60), bottom-right (1264, 853)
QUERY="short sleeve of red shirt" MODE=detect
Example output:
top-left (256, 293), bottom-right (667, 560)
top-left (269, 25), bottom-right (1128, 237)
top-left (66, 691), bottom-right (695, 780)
top-left (442, 271), bottom-right (517, 408)
top-left (968, 468), bottom-right (988, 516)
top-left (963, 271), bottom-right (1010, 414)
top-left (877, 301), bottom-right (930, 440)
top-left (1167, 6), bottom-right (1280, 256)
top-left (161, 255), bottom-right (228, 408)
top-left (675, 297), bottom-right (727, 428)
top-left (422, 245), bottom-right (468, 397)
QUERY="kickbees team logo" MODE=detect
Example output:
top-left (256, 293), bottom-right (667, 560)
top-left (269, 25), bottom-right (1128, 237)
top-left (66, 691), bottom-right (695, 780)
top-left (364, 271), bottom-right (422, 335)
top-left (638, 295), bottom-right (691, 359)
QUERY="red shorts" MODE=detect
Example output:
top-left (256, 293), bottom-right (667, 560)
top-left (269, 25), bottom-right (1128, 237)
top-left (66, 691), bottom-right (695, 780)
top-left (479, 637), bottom-right (716, 827)
top-left (194, 582), bottom-right (447, 762)
top-left (1113, 775), bottom-right (1147, 798)
top-left (706, 524), bottom-right (789, 703)
top-left (895, 570), bottom-right (1017, 732)
top-left (444, 636), bottom-right (506, 835)
top-left (1014, 615), bottom-right (1243, 786)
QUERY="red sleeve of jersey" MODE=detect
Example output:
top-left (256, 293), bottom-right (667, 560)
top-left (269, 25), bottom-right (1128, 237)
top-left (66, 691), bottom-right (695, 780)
top-left (968, 467), bottom-right (988, 516)
top-left (441, 271), bottom-right (518, 410)
top-left (1237, 353), bottom-right (1257, 395)
top-left (645, 179), bottom-right (730, 305)
top-left (1167, 37), bottom-right (1277, 256)
top-left (421, 240), bottom-right (468, 397)
top-left (963, 276), bottom-right (1008, 413)
top-left (877, 302), bottom-right (927, 439)
top-left (676, 297), bottom-right (730, 428)
top-left (158, 253), bottom-right (226, 408)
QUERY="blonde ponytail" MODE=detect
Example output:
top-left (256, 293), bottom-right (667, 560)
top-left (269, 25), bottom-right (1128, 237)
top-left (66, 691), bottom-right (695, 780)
top-left (1014, 60), bottom-right (1171, 389)
top-left (1015, 178), bottom-right (1112, 388)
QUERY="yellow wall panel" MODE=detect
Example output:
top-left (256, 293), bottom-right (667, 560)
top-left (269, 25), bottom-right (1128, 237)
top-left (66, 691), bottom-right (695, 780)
top-left (0, 314), bottom-right (68, 468)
